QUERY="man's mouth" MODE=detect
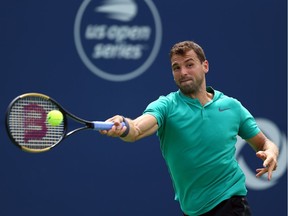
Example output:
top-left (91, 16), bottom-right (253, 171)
top-left (180, 79), bottom-right (192, 84)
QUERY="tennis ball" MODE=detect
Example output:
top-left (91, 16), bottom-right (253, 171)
top-left (47, 110), bottom-right (63, 126)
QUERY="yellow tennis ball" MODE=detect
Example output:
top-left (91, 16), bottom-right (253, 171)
top-left (47, 110), bottom-right (63, 126)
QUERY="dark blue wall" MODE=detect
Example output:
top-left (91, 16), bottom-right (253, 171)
top-left (0, 1), bottom-right (286, 215)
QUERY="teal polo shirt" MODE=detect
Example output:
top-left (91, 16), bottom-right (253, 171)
top-left (143, 87), bottom-right (260, 215)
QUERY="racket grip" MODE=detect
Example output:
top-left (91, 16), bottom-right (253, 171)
top-left (92, 121), bottom-right (125, 130)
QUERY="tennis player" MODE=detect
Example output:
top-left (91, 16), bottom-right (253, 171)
top-left (100, 41), bottom-right (279, 216)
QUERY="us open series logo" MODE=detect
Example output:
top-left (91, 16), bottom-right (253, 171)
top-left (74, 0), bottom-right (162, 81)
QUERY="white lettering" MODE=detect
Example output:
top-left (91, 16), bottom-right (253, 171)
top-left (85, 24), bottom-right (107, 40)
top-left (107, 25), bottom-right (151, 42)
top-left (92, 43), bottom-right (143, 59)
top-left (85, 25), bottom-right (151, 42)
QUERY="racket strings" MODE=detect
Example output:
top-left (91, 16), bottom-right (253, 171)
top-left (7, 96), bottom-right (65, 150)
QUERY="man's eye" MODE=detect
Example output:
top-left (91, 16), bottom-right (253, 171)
top-left (173, 67), bottom-right (180, 72)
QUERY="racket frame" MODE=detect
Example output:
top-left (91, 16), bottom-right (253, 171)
top-left (5, 93), bottom-right (99, 153)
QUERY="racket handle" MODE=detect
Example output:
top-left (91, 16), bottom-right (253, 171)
top-left (92, 121), bottom-right (125, 130)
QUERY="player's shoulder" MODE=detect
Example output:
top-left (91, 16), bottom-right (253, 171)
top-left (213, 88), bottom-right (242, 107)
top-left (157, 91), bottom-right (179, 101)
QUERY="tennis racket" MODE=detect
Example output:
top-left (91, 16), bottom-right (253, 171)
top-left (5, 93), bottom-right (124, 153)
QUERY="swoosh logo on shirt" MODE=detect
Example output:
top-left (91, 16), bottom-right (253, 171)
top-left (219, 107), bottom-right (231, 112)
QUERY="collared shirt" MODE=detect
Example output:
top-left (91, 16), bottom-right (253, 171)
top-left (143, 87), bottom-right (260, 215)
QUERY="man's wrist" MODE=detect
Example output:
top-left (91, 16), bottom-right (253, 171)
top-left (120, 116), bottom-right (130, 138)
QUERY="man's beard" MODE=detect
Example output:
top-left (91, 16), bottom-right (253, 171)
top-left (176, 77), bottom-right (203, 95)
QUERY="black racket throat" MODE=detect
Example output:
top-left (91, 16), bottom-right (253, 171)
top-left (64, 112), bottom-right (95, 136)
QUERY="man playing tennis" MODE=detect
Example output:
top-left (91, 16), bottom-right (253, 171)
top-left (100, 41), bottom-right (279, 216)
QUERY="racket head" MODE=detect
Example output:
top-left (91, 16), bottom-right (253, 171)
top-left (5, 93), bottom-right (68, 153)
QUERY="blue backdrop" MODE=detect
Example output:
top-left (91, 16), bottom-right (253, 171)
top-left (0, 1), bottom-right (286, 215)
